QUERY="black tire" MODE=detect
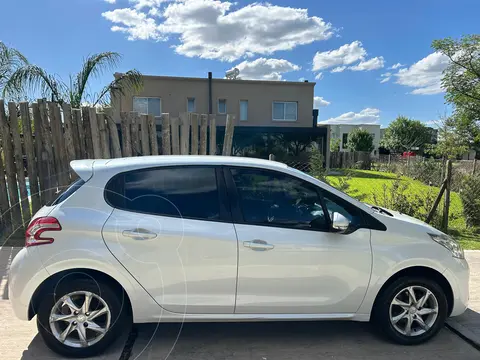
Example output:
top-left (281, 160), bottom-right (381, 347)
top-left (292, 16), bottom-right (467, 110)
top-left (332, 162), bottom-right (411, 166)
top-left (372, 276), bottom-right (447, 345)
top-left (36, 277), bottom-right (129, 358)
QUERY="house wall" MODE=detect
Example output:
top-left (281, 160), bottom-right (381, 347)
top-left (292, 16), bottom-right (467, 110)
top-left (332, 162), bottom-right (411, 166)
top-left (113, 74), bottom-right (315, 127)
top-left (329, 124), bottom-right (381, 156)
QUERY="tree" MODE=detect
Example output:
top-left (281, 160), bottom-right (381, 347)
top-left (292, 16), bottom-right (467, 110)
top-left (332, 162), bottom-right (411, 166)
top-left (432, 35), bottom-right (480, 151)
top-left (346, 128), bottom-right (374, 152)
top-left (3, 52), bottom-right (142, 107)
top-left (427, 115), bottom-right (469, 159)
top-left (330, 137), bottom-right (341, 152)
top-left (0, 42), bottom-right (28, 97)
top-left (381, 116), bottom-right (431, 153)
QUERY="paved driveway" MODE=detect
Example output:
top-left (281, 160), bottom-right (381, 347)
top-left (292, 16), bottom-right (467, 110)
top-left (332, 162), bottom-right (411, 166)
top-left (1, 247), bottom-right (479, 360)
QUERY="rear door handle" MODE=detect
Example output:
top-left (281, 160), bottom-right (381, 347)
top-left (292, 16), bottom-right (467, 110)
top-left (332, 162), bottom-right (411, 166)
top-left (243, 239), bottom-right (274, 251)
top-left (122, 228), bottom-right (157, 240)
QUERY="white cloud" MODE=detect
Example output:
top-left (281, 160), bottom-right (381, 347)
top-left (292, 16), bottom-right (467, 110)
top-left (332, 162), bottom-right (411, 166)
top-left (314, 96), bottom-right (330, 108)
top-left (104, 0), bottom-right (116, 3)
top-left (103, 1), bottom-right (334, 62)
top-left (331, 66), bottom-right (347, 73)
top-left (312, 41), bottom-right (367, 71)
top-left (389, 62), bottom-right (404, 70)
top-left (315, 72), bottom-right (324, 80)
top-left (394, 52), bottom-right (449, 95)
top-left (318, 108), bottom-right (380, 125)
top-left (298, 77), bottom-right (306, 82)
top-left (349, 56), bottom-right (384, 71)
top-left (102, 8), bottom-right (164, 40)
top-left (228, 58), bottom-right (301, 81)
top-left (380, 72), bottom-right (391, 83)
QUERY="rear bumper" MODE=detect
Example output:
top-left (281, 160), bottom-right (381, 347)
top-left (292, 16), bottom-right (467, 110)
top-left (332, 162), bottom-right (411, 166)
top-left (8, 247), bottom-right (49, 321)
top-left (443, 257), bottom-right (470, 317)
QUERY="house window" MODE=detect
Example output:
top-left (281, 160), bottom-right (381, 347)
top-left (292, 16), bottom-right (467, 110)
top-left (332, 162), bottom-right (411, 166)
top-left (240, 100), bottom-right (248, 121)
top-left (133, 97), bottom-right (161, 116)
top-left (273, 102), bottom-right (297, 121)
top-left (187, 98), bottom-right (195, 112)
top-left (218, 99), bottom-right (227, 114)
top-left (342, 133), bottom-right (349, 148)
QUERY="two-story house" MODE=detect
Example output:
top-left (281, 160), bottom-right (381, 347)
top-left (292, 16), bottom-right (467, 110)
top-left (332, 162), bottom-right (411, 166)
top-left (113, 72), bottom-right (328, 161)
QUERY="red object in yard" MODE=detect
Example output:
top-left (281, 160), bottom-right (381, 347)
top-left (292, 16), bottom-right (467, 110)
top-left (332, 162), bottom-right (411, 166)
top-left (402, 151), bottom-right (416, 158)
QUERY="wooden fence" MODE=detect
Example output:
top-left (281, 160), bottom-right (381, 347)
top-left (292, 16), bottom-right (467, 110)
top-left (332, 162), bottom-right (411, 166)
top-left (0, 99), bottom-right (235, 237)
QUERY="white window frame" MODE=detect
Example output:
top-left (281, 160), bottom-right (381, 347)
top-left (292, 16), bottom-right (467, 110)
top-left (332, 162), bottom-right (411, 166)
top-left (133, 96), bottom-right (162, 116)
top-left (187, 97), bottom-right (196, 112)
top-left (272, 101), bottom-right (298, 121)
top-left (239, 100), bottom-right (248, 121)
top-left (218, 99), bottom-right (227, 114)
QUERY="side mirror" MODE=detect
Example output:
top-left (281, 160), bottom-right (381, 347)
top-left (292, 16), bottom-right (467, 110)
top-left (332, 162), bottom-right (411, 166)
top-left (331, 212), bottom-right (350, 233)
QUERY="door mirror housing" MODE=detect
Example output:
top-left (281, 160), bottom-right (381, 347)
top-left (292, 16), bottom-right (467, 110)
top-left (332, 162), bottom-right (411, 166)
top-left (331, 212), bottom-right (350, 233)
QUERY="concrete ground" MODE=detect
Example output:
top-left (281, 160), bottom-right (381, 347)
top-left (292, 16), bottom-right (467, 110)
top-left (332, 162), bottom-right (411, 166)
top-left (1, 247), bottom-right (479, 360)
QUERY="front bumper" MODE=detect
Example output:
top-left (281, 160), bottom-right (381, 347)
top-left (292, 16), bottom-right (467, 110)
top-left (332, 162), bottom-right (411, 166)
top-left (443, 257), bottom-right (470, 317)
top-left (8, 247), bottom-right (49, 321)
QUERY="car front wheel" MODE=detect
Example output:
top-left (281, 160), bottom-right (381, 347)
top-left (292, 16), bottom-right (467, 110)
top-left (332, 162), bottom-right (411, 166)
top-left (36, 278), bottom-right (128, 357)
top-left (373, 277), bottom-right (447, 345)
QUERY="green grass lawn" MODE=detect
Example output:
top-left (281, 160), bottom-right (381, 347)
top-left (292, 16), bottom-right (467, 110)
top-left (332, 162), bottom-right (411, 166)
top-left (325, 169), bottom-right (480, 250)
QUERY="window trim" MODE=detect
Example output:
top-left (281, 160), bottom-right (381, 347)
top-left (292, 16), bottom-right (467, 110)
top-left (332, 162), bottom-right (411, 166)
top-left (218, 99), bottom-right (227, 114)
top-left (104, 165), bottom-right (232, 223)
top-left (272, 101), bottom-right (298, 122)
top-left (223, 166), bottom-right (386, 232)
top-left (239, 100), bottom-right (248, 121)
top-left (133, 96), bottom-right (162, 116)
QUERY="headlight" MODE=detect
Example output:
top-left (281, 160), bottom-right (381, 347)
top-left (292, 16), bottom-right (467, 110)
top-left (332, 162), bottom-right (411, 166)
top-left (429, 233), bottom-right (464, 259)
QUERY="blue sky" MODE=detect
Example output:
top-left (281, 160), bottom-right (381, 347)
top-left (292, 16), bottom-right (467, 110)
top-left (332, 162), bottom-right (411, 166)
top-left (1, 0), bottom-right (478, 127)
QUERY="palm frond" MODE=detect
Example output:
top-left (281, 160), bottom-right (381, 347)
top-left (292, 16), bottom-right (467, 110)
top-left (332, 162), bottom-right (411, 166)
top-left (0, 41), bottom-right (28, 91)
top-left (2, 64), bottom-right (66, 102)
top-left (72, 52), bottom-right (122, 107)
top-left (93, 70), bottom-right (143, 107)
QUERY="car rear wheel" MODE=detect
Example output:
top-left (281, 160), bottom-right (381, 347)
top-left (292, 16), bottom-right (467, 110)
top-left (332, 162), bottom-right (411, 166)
top-left (373, 277), bottom-right (447, 345)
top-left (36, 278), bottom-right (128, 357)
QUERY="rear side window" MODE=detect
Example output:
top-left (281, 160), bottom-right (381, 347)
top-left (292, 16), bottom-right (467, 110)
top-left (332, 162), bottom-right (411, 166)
top-left (105, 167), bottom-right (222, 221)
top-left (49, 178), bottom-right (85, 206)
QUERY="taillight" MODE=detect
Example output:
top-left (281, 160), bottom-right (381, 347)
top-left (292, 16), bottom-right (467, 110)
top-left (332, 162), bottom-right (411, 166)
top-left (25, 217), bottom-right (62, 247)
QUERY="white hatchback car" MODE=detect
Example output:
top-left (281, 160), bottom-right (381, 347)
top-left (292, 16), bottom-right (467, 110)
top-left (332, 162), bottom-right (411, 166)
top-left (9, 156), bottom-right (469, 357)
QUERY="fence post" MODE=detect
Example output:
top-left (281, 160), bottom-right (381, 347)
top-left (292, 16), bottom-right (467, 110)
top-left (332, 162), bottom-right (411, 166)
top-left (190, 113), bottom-right (199, 155)
top-left (442, 160), bottom-right (452, 231)
top-left (74, 109), bottom-right (86, 158)
top-left (120, 112), bottom-right (132, 157)
top-left (130, 112), bottom-right (140, 156)
top-left (140, 114), bottom-right (150, 156)
top-left (87, 107), bottom-right (102, 158)
top-left (82, 106), bottom-right (95, 158)
top-left (170, 117), bottom-right (180, 155)
top-left (62, 103), bottom-right (76, 165)
top-left (222, 114), bottom-right (235, 156)
top-left (69, 108), bottom-right (81, 159)
top-left (179, 112), bottom-right (190, 155)
top-left (32, 103), bottom-right (48, 205)
top-left (199, 114), bottom-right (208, 155)
top-left (104, 108), bottom-right (122, 158)
top-left (20, 102), bottom-right (41, 214)
top-left (269, 154), bottom-right (276, 161)
top-left (97, 112), bottom-right (110, 159)
top-left (8, 102), bottom-right (31, 224)
top-left (0, 100), bottom-right (14, 233)
top-left (38, 99), bottom-right (56, 202)
top-left (52, 104), bottom-right (69, 186)
top-left (209, 114), bottom-right (216, 155)
top-left (0, 145), bottom-right (10, 235)
top-left (150, 114), bottom-right (160, 155)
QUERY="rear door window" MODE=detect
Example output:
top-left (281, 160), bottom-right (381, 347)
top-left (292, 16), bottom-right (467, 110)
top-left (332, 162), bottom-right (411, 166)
top-left (49, 178), bottom-right (85, 206)
top-left (105, 167), bottom-right (226, 221)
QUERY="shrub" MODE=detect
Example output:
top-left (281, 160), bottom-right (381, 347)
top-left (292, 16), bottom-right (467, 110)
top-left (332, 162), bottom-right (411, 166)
top-left (309, 147), bottom-right (326, 181)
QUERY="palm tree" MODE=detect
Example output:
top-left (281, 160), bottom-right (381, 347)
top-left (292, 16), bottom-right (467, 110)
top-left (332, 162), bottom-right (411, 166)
top-left (0, 41), bottom-right (28, 96)
top-left (3, 52), bottom-right (142, 107)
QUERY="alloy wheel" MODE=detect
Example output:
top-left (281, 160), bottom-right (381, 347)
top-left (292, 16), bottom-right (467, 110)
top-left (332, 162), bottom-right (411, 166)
top-left (389, 285), bottom-right (439, 337)
top-left (49, 291), bottom-right (111, 348)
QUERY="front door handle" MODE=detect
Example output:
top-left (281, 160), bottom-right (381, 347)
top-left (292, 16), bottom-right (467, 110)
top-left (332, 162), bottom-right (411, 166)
top-left (243, 239), bottom-right (274, 251)
top-left (122, 228), bottom-right (157, 240)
